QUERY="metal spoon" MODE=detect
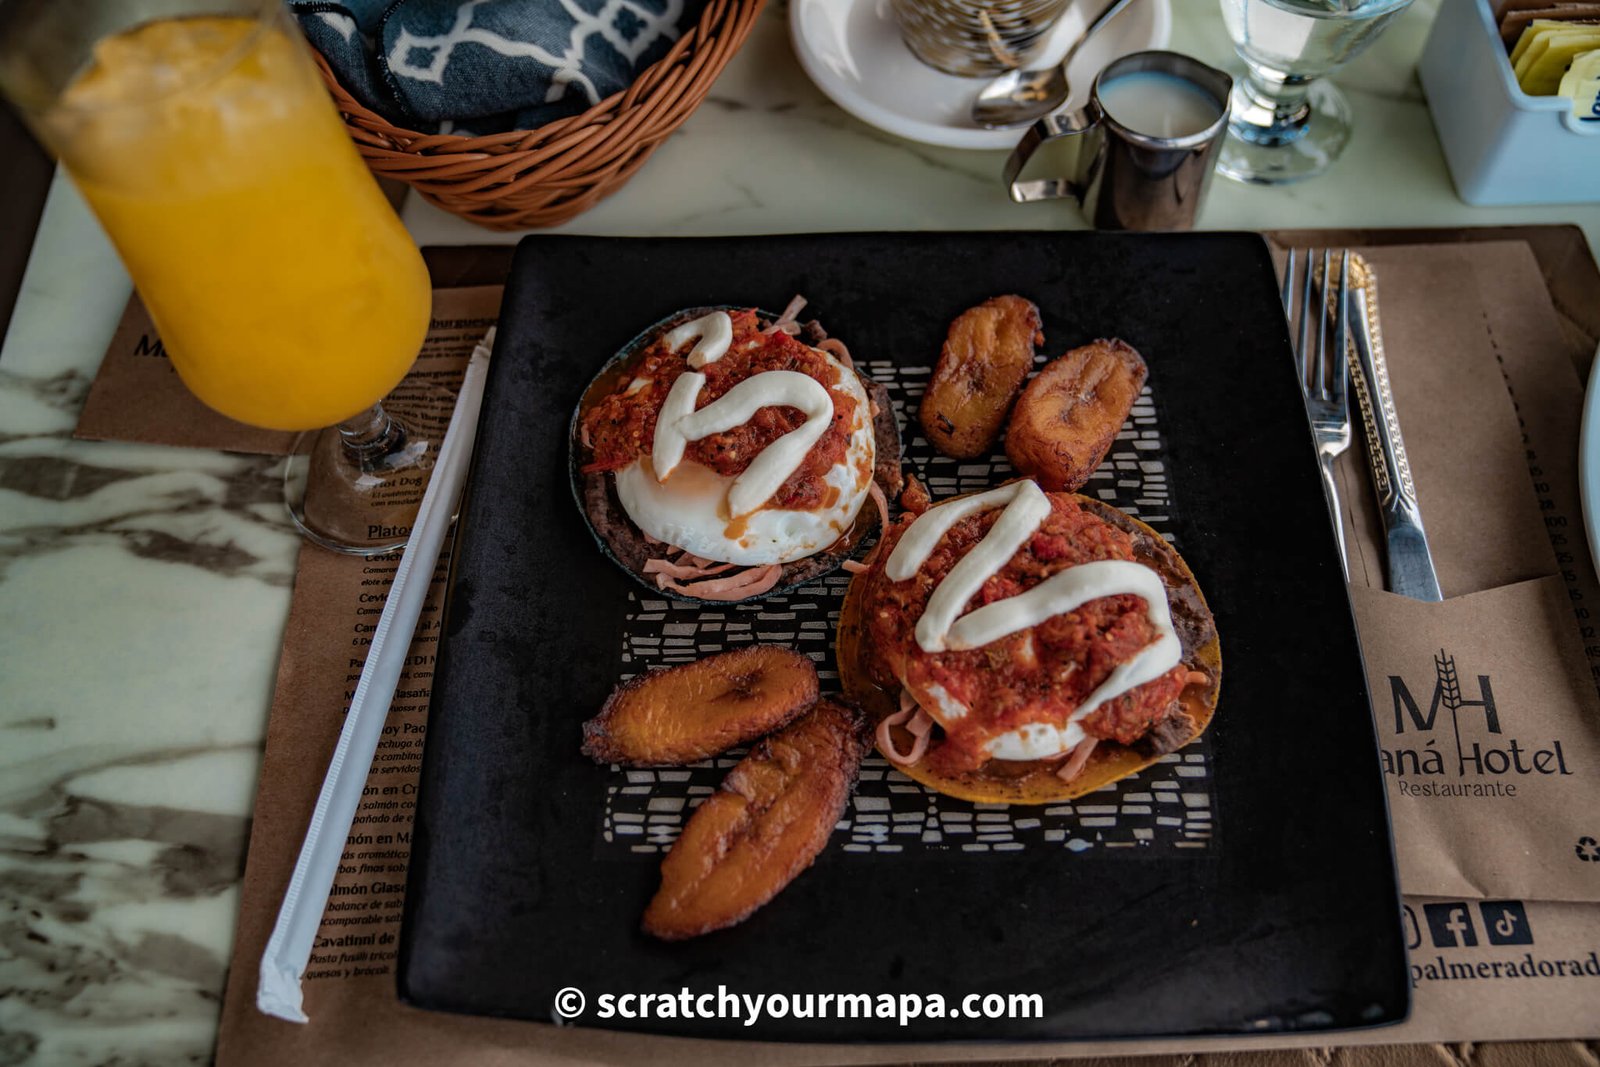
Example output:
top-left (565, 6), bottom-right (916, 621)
top-left (970, 0), bottom-right (1140, 129)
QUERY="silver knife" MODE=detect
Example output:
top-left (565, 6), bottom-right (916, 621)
top-left (1342, 253), bottom-right (1444, 601)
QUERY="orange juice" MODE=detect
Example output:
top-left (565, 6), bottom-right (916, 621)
top-left (43, 16), bottom-right (431, 431)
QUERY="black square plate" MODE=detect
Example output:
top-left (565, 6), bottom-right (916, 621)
top-left (397, 232), bottom-right (1408, 1042)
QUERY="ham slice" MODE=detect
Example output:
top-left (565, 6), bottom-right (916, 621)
top-left (674, 549), bottom-right (729, 569)
top-left (876, 691), bottom-right (934, 766)
top-left (764, 295), bottom-right (808, 336)
top-left (657, 563), bottom-right (783, 601)
top-left (642, 536), bottom-right (786, 601)
top-left (644, 557), bottom-right (737, 582)
top-left (858, 480), bottom-right (892, 567)
top-left (816, 337), bottom-right (854, 370)
top-left (1054, 736), bottom-right (1099, 782)
top-left (868, 480), bottom-right (890, 531)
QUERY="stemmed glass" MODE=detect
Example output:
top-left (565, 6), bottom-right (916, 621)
top-left (0, 0), bottom-right (438, 555)
top-left (1217, 0), bottom-right (1414, 184)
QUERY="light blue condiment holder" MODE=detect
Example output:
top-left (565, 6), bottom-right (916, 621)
top-left (1418, 0), bottom-right (1600, 205)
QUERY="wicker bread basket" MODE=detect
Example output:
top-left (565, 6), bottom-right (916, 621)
top-left (312, 0), bottom-right (765, 230)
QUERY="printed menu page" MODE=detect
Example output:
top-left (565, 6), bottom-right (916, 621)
top-left (296, 541), bottom-right (451, 986)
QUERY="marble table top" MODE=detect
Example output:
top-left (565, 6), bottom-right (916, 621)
top-left (0, 0), bottom-right (1594, 1063)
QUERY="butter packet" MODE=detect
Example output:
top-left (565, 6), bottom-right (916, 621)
top-left (1558, 48), bottom-right (1600, 117)
top-left (1511, 19), bottom-right (1600, 93)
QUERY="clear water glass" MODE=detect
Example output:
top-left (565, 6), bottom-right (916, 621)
top-left (1216, 0), bottom-right (1414, 184)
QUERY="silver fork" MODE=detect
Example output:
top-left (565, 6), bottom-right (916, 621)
top-left (1282, 248), bottom-right (1352, 579)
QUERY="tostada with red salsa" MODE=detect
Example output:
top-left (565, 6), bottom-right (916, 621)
top-left (838, 478), bottom-right (1220, 804)
top-left (573, 300), bottom-right (902, 603)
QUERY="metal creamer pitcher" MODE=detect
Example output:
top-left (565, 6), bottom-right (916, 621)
top-left (1004, 51), bottom-right (1233, 230)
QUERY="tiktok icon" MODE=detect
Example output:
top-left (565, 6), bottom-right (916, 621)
top-left (1479, 901), bottom-right (1534, 946)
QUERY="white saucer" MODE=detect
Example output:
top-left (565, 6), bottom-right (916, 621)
top-left (789, 0), bottom-right (1172, 150)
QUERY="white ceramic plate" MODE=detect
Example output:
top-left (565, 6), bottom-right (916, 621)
top-left (789, 0), bottom-right (1172, 150)
top-left (1580, 343), bottom-right (1600, 575)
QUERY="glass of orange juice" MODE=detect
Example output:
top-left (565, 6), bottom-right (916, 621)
top-left (0, 0), bottom-right (438, 555)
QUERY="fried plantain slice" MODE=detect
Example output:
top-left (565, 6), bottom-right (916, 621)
top-left (1006, 338), bottom-right (1148, 492)
top-left (582, 645), bottom-right (820, 767)
top-left (641, 697), bottom-right (869, 940)
top-left (919, 295), bottom-right (1043, 459)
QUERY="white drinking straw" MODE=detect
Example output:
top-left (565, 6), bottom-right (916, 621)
top-left (256, 328), bottom-right (496, 1023)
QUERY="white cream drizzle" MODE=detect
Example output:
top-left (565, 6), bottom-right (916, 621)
top-left (893, 481), bottom-right (1053, 653)
top-left (885, 479), bottom-right (1184, 755)
top-left (663, 311), bottom-right (734, 368)
top-left (614, 353), bottom-right (873, 566)
top-left (885, 481), bottom-right (1044, 582)
top-left (650, 371), bottom-right (703, 480)
top-left (643, 310), bottom-right (857, 524)
top-left (964, 558), bottom-right (1180, 723)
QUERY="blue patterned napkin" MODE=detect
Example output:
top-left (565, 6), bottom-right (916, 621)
top-left (292, 0), bottom-right (698, 134)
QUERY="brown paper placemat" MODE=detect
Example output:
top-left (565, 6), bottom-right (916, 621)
top-left (110, 226), bottom-right (1587, 1064)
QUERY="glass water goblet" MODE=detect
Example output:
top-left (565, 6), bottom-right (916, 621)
top-left (1217, 0), bottom-right (1414, 184)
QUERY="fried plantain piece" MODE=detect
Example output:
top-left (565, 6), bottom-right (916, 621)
top-left (919, 295), bottom-right (1043, 459)
top-left (1006, 338), bottom-right (1148, 492)
top-left (641, 697), bottom-right (868, 940)
top-left (582, 645), bottom-right (819, 767)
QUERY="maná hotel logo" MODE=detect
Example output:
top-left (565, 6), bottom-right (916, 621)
top-left (1384, 649), bottom-right (1573, 798)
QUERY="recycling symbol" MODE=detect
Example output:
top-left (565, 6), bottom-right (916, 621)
top-left (1577, 836), bottom-right (1600, 862)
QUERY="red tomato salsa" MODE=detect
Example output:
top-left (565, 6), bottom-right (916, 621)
top-left (581, 309), bottom-right (858, 512)
top-left (864, 493), bottom-right (1188, 773)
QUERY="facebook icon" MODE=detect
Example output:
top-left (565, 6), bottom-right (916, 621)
top-left (1423, 902), bottom-right (1479, 947)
